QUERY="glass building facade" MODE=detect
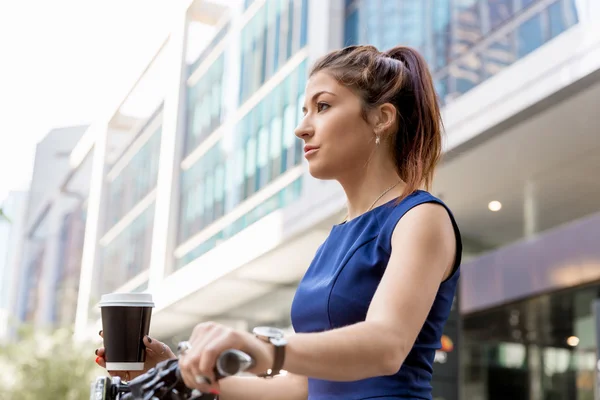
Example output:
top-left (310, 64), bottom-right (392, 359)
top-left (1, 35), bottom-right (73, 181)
top-left (345, 0), bottom-right (580, 104)
top-left (186, 54), bottom-right (225, 156)
top-left (100, 205), bottom-right (155, 294)
top-left (104, 124), bottom-right (161, 228)
top-left (239, 0), bottom-right (308, 103)
top-left (99, 112), bottom-right (163, 295)
top-left (177, 0), bottom-right (309, 270)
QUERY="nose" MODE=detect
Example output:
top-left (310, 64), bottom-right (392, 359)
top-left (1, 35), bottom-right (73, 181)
top-left (294, 118), bottom-right (313, 140)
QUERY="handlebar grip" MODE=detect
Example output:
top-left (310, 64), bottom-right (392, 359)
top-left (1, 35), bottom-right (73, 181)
top-left (215, 349), bottom-right (255, 379)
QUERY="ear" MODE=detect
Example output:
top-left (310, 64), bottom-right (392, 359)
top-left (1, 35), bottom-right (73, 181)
top-left (370, 103), bottom-right (397, 137)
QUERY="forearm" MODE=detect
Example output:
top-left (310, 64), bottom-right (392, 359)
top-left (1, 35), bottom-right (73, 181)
top-left (284, 321), bottom-right (407, 381)
top-left (219, 373), bottom-right (307, 400)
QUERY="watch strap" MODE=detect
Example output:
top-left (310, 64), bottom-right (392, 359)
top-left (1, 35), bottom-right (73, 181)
top-left (258, 338), bottom-right (286, 378)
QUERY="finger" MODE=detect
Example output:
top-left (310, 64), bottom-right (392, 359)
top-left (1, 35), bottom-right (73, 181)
top-left (180, 367), bottom-right (203, 392)
top-left (143, 336), bottom-right (175, 359)
top-left (198, 330), bottom-right (231, 385)
top-left (187, 327), bottom-right (222, 385)
top-left (179, 356), bottom-right (208, 392)
top-left (95, 347), bottom-right (105, 357)
top-left (95, 356), bottom-right (106, 369)
top-left (189, 321), bottom-right (217, 343)
top-left (99, 330), bottom-right (103, 338)
top-left (146, 346), bottom-right (174, 363)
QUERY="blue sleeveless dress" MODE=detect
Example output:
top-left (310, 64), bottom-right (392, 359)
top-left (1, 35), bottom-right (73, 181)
top-left (290, 190), bottom-right (462, 400)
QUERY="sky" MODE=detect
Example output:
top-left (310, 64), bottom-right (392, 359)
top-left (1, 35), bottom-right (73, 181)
top-left (0, 0), bottom-right (195, 204)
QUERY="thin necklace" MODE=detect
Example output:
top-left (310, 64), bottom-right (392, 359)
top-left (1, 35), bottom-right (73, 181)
top-left (366, 181), bottom-right (400, 212)
top-left (344, 181), bottom-right (401, 223)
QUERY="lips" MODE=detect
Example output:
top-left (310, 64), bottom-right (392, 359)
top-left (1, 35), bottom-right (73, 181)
top-left (304, 145), bottom-right (319, 153)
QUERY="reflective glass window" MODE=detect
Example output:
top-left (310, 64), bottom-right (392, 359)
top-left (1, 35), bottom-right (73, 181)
top-left (105, 124), bottom-right (161, 231)
top-left (179, 61), bottom-right (307, 252)
top-left (518, 13), bottom-right (544, 57)
top-left (239, 0), bottom-right (309, 105)
top-left (186, 54), bottom-right (225, 155)
top-left (487, 0), bottom-right (514, 31)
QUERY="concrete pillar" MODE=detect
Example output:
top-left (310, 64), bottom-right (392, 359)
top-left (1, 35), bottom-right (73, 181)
top-left (148, 5), bottom-right (190, 291)
top-left (74, 121), bottom-right (109, 340)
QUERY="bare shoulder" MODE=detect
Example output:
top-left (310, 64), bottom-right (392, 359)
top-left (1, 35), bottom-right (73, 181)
top-left (392, 201), bottom-right (455, 238)
top-left (390, 201), bottom-right (456, 278)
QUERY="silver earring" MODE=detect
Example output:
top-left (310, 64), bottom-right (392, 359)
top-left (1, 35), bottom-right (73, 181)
top-left (375, 136), bottom-right (380, 145)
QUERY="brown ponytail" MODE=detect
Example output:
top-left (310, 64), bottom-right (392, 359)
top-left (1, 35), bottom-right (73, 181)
top-left (310, 45), bottom-right (442, 200)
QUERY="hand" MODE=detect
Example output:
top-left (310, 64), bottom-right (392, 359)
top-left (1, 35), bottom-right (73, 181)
top-left (178, 322), bottom-right (274, 394)
top-left (95, 330), bottom-right (176, 381)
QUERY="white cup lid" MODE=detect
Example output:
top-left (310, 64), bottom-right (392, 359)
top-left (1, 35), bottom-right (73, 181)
top-left (98, 292), bottom-right (154, 308)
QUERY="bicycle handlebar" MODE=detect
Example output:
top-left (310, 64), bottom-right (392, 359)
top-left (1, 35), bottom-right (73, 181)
top-left (90, 349), bottom-right (254, 400)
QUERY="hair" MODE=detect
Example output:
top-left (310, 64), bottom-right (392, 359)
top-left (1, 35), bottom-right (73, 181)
top-left (309, 45), bottom-right (443, 200)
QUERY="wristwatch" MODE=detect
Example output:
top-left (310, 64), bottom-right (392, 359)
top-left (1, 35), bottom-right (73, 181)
top-left (252, 326), bottom-right (288, 378)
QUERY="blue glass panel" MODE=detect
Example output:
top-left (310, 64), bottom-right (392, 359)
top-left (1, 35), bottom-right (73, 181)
top-left (176, 177), bottom-right (303, 270)
top-left (517, 13), bottom-right (544, 58)
top-left (300, 0), bottom-right (308, 47)
top-left (344, 8), bottom-right (359, 46)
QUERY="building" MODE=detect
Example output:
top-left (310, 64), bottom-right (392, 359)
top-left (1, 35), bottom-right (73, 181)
top-left (69, 0), bottom-right (600, 399)
top-left (11, 125), bottom-right (91, 334)
top-left (73, 0), bottom-right (326, 341)
top-left (0, 191), bottom-right (28, 342)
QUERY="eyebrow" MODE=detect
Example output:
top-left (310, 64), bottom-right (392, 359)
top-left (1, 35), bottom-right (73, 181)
top-left (302, 90), bottom-right (336, 113)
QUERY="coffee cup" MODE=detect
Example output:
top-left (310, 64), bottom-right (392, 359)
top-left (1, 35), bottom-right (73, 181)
top-left (99, 293), bottom-right (154, 371)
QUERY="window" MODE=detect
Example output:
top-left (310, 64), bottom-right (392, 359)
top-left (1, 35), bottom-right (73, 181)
top-left (204, 170), bottom-right (215, 225)
top-left (101, 204), bottom-right (155, 293)
top-left (294, 93), bottom-right (305, 164)
top-left (481, 32), bottom-right (516, 79)
top-left (486, 0), bottom-right (514, 31)
top-left (224, 155), bottom-right (235, 212)
top-left (186, 53), bottom-right (225, 156)
top-left (452, 1), bottom-right (484, 60)
top-left (300, 0), bottom-right (308, 47)
top-left (179, 62), bottom-right (307, 246)
top-left (548, 0), bottom-right (579, 40)
top-left (344, 8), bottom-right (359, 46)
top-left (517, 13), bottom-right (543, 57)
top-left (517, 0), bottom-right (537, 11)
top-left (282, 103), bottom-right (296, 171)
top-left (257, 126), bottom-right (270, 188)
top-left (286, 0), bottom-right (294, 59)
top-left (239, 0), bottom-right (309, 105)
top-left (245, 132), bottom-right (257, 197)
top-left (273, 4), bottom-right (281, 73)
top-left (176, 177), bottom-right (303, 270)
top-left (270, 115), bottom-right (283, 179)
top-left (105, 124), bottom-right (162, 232)
top-left (214, 164), bottom-right (225, 219)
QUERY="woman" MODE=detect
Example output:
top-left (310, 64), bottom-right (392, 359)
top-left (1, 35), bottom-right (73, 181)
top-left (96, 44), bottom-right (461, 400)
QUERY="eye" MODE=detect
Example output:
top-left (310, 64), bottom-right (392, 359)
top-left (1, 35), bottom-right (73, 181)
top-left (317, 102), bottom-right (330, 112)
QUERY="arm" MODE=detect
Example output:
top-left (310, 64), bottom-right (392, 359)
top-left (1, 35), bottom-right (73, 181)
top-left (219, 373), bottom-right (307, 400)
top-left (282, 203), bottom-right (456, 381)
top-left (179, 203), bottom-right (456, 391)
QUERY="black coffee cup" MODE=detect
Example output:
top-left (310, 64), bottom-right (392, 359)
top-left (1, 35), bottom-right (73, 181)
top-left (99, 293), bottom-right (154, 371)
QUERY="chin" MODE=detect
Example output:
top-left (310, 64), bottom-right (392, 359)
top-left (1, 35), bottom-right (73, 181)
top-left (307, 162), bottom-right (337, 180)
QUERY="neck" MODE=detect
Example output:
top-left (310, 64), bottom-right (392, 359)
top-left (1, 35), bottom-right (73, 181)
top-left (338, 158), bottom-right (405, 221)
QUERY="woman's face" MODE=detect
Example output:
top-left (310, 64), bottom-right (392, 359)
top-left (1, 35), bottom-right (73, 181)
top-left (295, 71), bottom-right (376, 180)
